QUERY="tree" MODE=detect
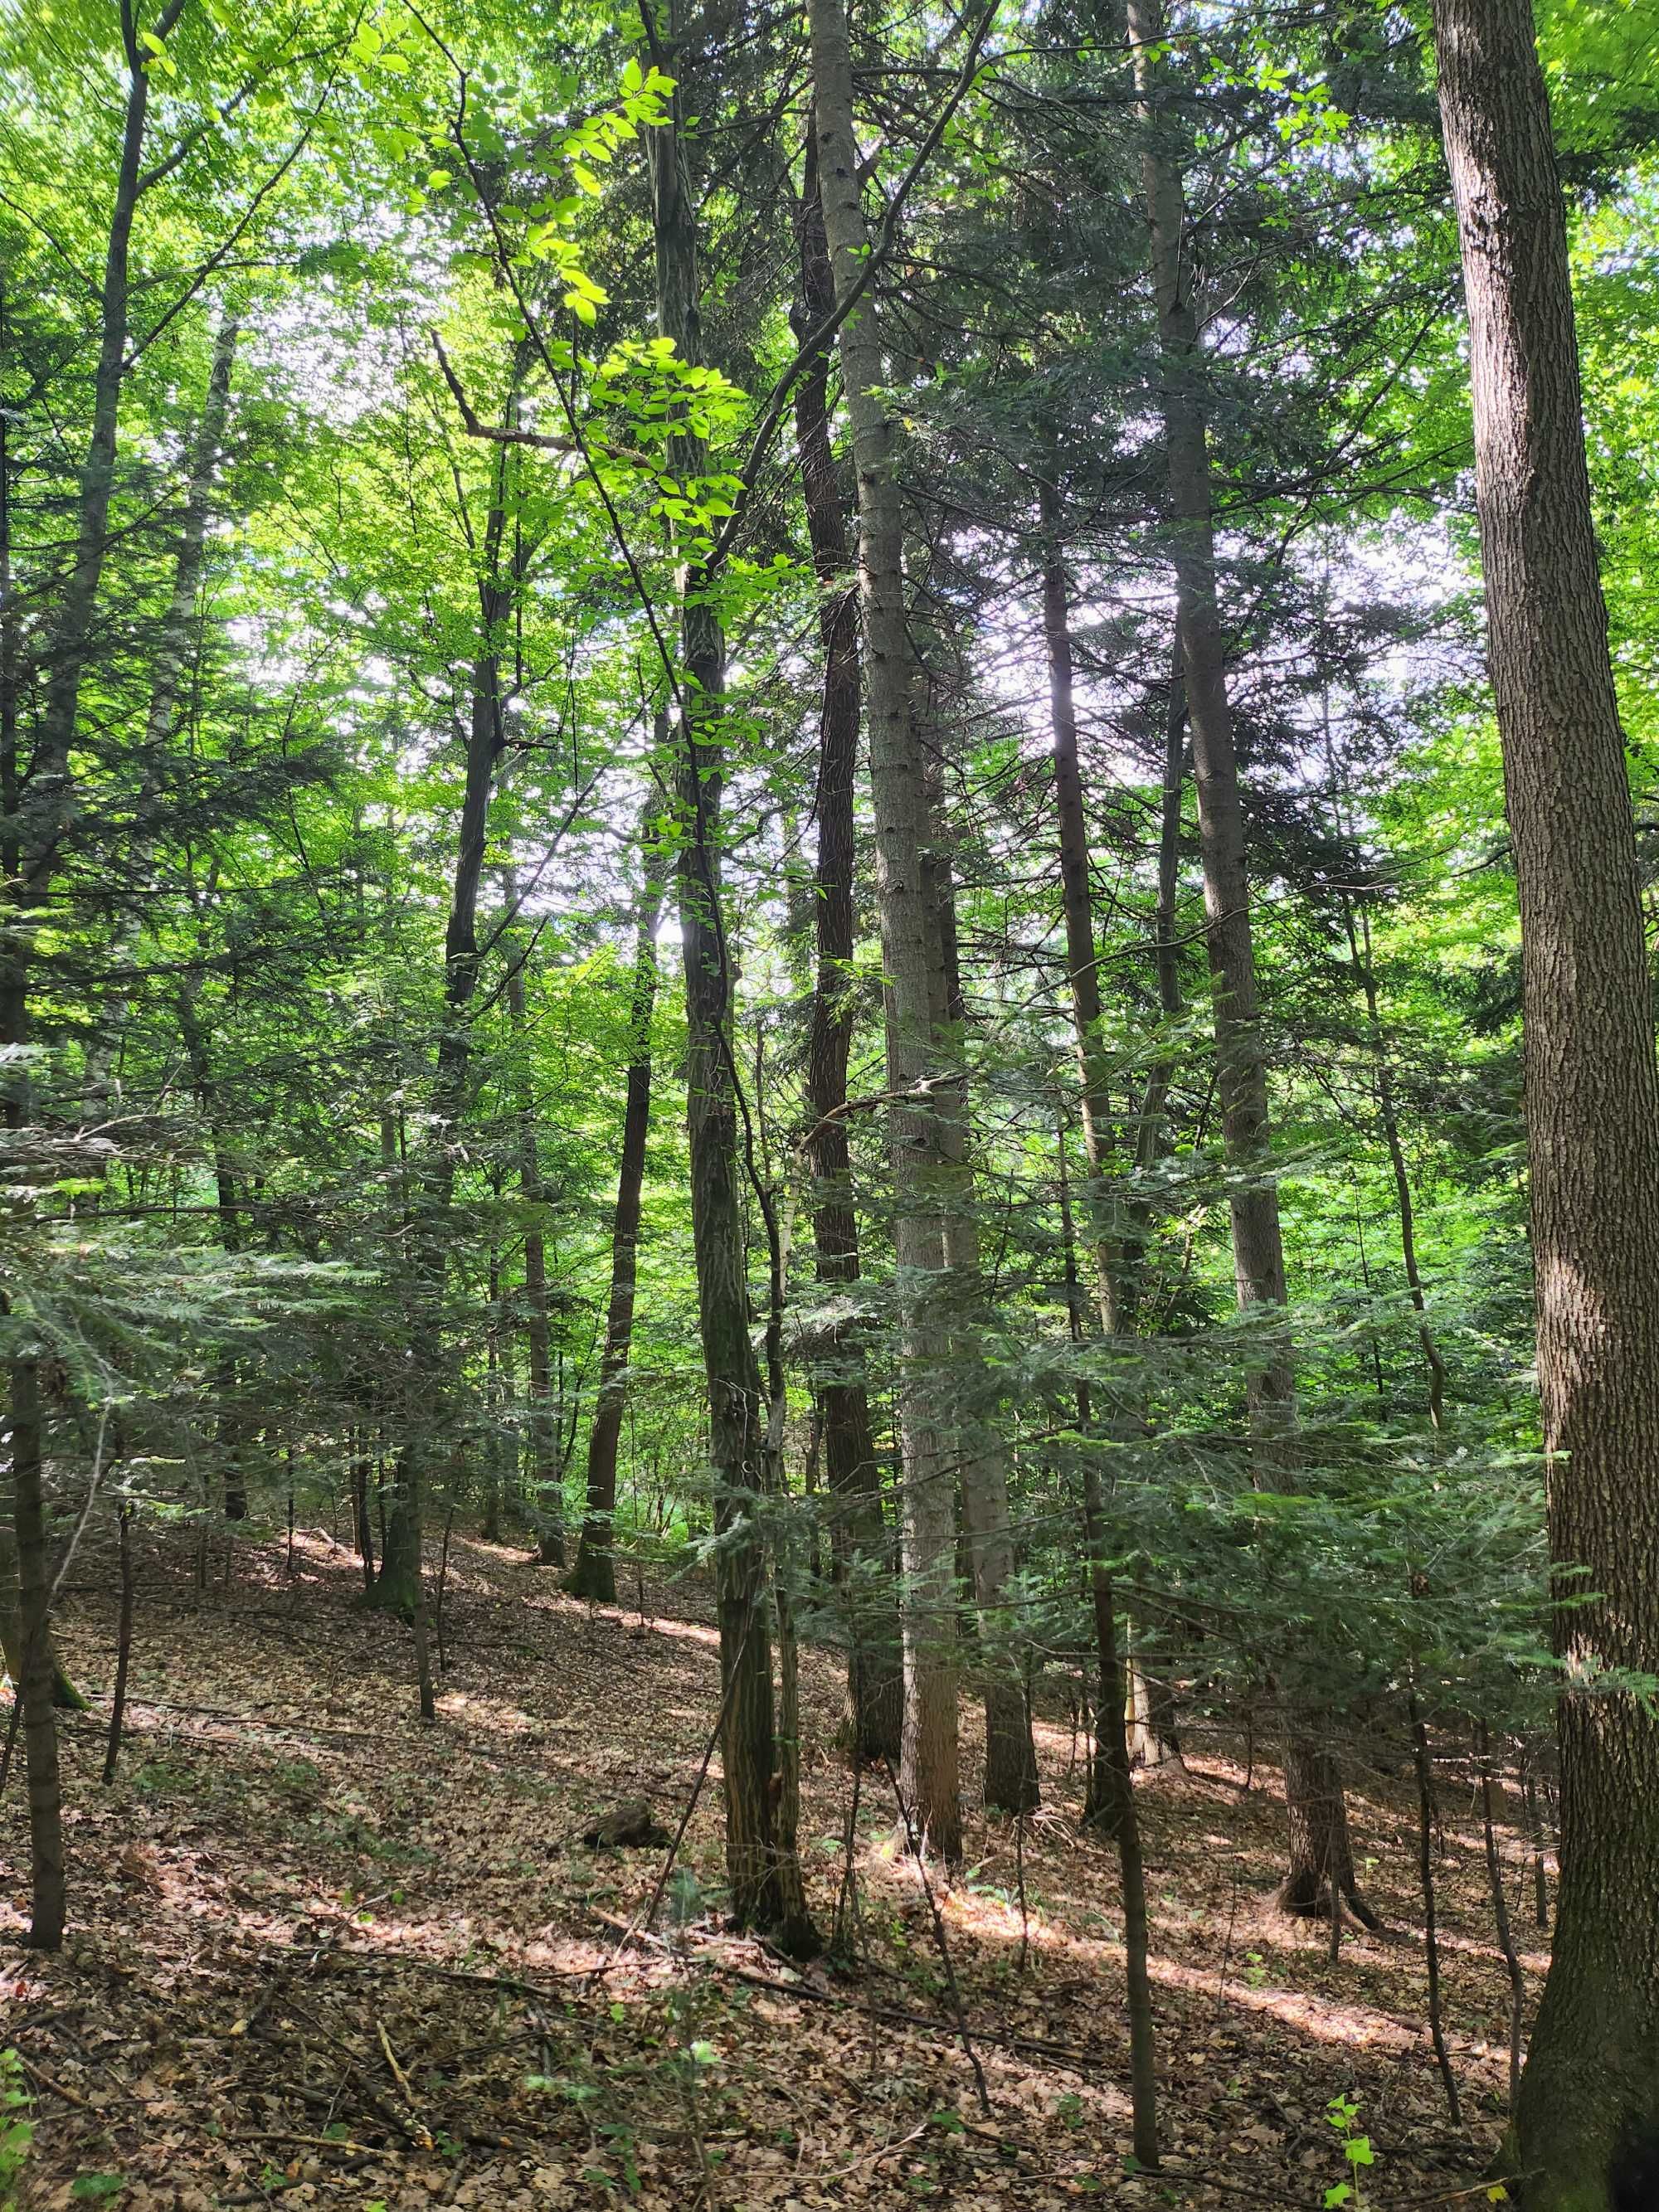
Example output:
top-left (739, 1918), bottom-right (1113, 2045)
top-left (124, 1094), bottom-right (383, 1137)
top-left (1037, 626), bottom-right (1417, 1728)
top-left (1433, 0), bottom-right (1659, 2200)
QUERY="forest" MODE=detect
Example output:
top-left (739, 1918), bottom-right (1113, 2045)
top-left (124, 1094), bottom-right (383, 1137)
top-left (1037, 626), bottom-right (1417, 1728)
top-left (2, 0), bottom-right (1658, 2203)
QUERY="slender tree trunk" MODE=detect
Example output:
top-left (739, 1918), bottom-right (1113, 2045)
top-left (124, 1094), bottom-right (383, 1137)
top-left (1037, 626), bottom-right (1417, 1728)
top-left (1041, 485), bottom-right (1184, 1770)
top-left (1039, 474), bottom-right (1121, 1331)
top-left (1130, 0), bottom-right (1373, 1908)
top-left (351, 1433), bottom-right (376, 1592)
top-left (809, 0), bottom-right (962, 1860)
top-left (9, 1359), bottom-right (65, 1947)
top-left (927, 809), bottom-right (1036, 1813)
top-left (504, 896), bottom-right (562, 1566)
top-left (101, 1499), bottom-right (136, 1787)
top-left (648, 42), bottom-right (800, 1932)
top-left (1058, 1133), bottom-right (1158, 2166)
top-left (1409, 1699), bottom-right (1462, 2127)
top-left (1477, 1724), bottom-right (1525, 2112)
top-left (483, 1247), bottom-right (504, 1544)
top-left (379, 401), bottom-right (517, 1631)
top-left (177, 966), bottom-right (246, 1519)
top-left (792, 127), bottom-right (902, 1763)
top-left (569, 811), bottom-right (664, 1604)
top-left (1430, 3), bottom-right (1659, 2200)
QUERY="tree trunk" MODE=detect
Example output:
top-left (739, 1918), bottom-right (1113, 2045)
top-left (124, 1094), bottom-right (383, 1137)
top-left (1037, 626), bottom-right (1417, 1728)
top-left (792, 124), bottom-right (902, 1764)
top-left (1277, 1734), bottom-right (1379, 1929)
top-left (1431, 1), bottom-right (1659, 2199)
top-left (378, 394), bottom-right (517, 1632)
top-left (808, 0), bottom-right (962, 1861)
top-left (569, 813), bottom-right (664, 1605)
top-left (9, 1358), bottom-right (66, 1947)
top-left (1041, 484), bottom-right (1185, 1772)
top-left (927, 805), bottom-right (1036, 1814)
top-left (648, 46), bottom-right (799, 1933)
top-left (504, 878), bottom-right (563, 1567)
top-left (1058, 1135), bottom-right (1158, 2166)
top-left (177, 966), bottom-right (247, 1519)
top-left (1130, 0), bottom-right (1370, 1904)
top-left (0, 26), bottom-right (162, 1947)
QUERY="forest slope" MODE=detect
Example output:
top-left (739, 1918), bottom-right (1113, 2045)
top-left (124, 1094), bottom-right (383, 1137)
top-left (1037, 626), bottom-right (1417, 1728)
top-left (2, 1529), bottom-right (1534, 2210)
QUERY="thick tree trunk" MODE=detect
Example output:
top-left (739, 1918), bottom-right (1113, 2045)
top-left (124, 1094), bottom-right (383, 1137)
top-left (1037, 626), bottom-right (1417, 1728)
top-left (568, 818), bottom-right (664, 1605)
top-left (648, 54), bottom-right (803, 1935)
top-left (792, 128), bottom-right (902, 1764)
top-left (1276, 1737), bottom-right (1379, 1928)
top-left (808, 0), bottom-right (962, 1859)
top-left (1431, 1), bottom-right (1659, 2200)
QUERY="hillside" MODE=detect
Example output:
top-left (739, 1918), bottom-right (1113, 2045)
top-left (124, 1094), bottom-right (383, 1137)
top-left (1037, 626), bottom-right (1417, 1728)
top-left (4, 1527), bottom-right (1530, 2210)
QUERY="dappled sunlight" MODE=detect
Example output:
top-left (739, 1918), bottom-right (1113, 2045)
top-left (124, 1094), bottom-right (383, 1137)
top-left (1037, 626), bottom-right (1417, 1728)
top-left (6, 1525), bottom-right (1525, 2208)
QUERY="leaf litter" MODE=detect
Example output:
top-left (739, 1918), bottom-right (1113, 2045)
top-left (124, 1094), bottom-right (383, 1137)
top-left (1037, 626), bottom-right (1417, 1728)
top-left (2, 1524), bottom-right (1530, 2209)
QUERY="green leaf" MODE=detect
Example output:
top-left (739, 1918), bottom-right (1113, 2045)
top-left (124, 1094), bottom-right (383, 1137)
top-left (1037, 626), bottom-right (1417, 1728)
top-left (71, 2179), bottom-right (128, 2202)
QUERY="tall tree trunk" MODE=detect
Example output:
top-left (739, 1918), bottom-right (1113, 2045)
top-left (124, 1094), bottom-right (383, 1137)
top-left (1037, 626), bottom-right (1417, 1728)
top-left (1039, 473), bottom-right (1121, 1332)
top-left (568, 810), bottom-right (664, 1605)
top-left (0, 16), bottom-right (173, 1950)
top-left (647, 38), bottom-right (804, 1936)
top-left (1128, 0), bottom-right (1368, 1909)
top-left (792, 124), bottom-right (902, 1764)
top-left (379, 438), bottom-right (513, 1621)
top-left (1432, 0), bottom-right (1659, 2199)
top-left (1041, 486), bottom-right (1185, 1770)
top-left (808, 0), bottom-right (962, 1859)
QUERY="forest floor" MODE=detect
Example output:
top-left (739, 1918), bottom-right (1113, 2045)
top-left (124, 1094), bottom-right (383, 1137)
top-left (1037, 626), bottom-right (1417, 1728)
top-left (2, 1521), bottom-right (1534, 2212)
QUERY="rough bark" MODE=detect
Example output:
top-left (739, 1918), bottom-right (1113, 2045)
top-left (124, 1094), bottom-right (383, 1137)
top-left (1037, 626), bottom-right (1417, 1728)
top-left (1430, 1), bottom-right (1659, 2200)
top-left (568, 814), bottom-right (664, 1605)
top-left (807, 0), bottom-right (961, 1859)
top-left (1276, 1737), bottom-right (1379, 1928)
top-left (792, 124), bottom-right (902, 1764)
